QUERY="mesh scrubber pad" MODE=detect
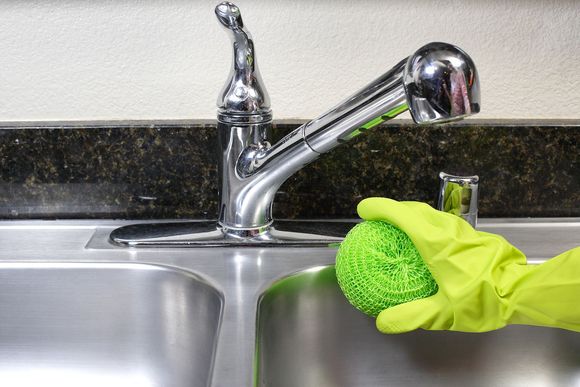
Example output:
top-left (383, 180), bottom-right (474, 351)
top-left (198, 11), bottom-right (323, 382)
top-left (336, 220), bottom-right (438, 317)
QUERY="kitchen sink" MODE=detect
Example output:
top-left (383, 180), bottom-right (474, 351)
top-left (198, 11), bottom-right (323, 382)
top-left (0, 218), bottom-right (577, 386)
top-left (0, 262), bottom-right (223, 387)
top-left (255, 265), bottom-right (580, 387)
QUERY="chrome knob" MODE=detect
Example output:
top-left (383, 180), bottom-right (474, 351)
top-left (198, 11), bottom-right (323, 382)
top-left (215, 2), bottom-right (243, 29)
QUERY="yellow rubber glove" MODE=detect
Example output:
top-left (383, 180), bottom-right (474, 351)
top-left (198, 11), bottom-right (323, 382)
top-left (358, 197), bottom-right (580, 334)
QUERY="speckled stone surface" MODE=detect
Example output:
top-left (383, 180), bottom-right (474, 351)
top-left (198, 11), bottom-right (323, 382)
top-left (0, 120), bottom-right (578, 219)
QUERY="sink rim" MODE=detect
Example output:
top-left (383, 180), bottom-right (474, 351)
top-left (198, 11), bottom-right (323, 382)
top-left (0, 260), bottom-right (225, 296)
top-left (0, 218), bottom-right (577, 387)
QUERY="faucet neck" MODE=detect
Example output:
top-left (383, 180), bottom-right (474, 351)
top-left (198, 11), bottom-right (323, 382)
top-left (216, 119), bottom-right (288, 231)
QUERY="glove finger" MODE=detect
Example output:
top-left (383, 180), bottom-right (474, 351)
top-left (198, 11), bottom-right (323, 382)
top-left (359, 197), bottom-right (476, 235)
top-left (376, 293), bottom-right (449, 334)
top-left (357, 198), bottom-right (437, 232)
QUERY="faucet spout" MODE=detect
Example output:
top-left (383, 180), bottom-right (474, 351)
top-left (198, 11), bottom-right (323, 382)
top-left (238, 58), bottom-right (410, 179)
top-left (241, 42), bottom-right (481, 176)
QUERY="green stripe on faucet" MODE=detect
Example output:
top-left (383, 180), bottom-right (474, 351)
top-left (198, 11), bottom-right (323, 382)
top-left (383, 102), bottom-right (409, 118)
top-left (359, 102), bottom-right (409, 131)
top-left (340, 103), bottom-right (409, 143)
top-left (360, 116), bottom-right (384, 130)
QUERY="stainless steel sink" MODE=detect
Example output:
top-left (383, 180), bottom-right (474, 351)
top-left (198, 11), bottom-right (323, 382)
top-left (0, 218), bottom-right (577, 386)
top-left (0, 262), bottom-right (223, 387)
top-left (255, 265), bottom-right (580, 387)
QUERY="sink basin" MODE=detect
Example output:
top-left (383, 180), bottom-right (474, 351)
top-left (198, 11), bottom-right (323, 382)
top-left (255, 265), bottom-right (580, 387)
top-left (0, 262), bottom-right (223, 387)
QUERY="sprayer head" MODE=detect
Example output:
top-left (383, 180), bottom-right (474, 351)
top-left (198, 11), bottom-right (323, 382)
top-left (404, 42), bottom-right (480, 124)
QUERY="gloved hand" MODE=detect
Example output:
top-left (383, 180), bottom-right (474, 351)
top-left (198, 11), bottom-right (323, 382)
top-left (358, 197), bottom-right (580, 334)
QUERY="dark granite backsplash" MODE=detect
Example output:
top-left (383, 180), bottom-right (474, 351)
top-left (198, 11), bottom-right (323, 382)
top-left (0, 120), bottom-right (578, 219)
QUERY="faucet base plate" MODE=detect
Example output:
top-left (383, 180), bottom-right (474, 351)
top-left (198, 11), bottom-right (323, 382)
top-left (109, 221), bottom-right (353, 248)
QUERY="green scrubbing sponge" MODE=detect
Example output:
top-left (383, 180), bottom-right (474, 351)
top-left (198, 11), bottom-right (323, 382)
top-left (336, 220), bottom-right (438, 317)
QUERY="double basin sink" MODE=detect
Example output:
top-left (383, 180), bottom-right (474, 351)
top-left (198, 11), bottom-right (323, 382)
top-left (0, 219), bottom-right (577, 386)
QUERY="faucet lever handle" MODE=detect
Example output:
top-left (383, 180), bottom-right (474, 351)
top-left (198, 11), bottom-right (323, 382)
top-left (215, 2), bottom-right (243, 30)
top-left (215, 2), bottom-right (271, 118)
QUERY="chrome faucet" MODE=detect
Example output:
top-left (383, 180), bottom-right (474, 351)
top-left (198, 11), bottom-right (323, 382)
top-left (215, 2), bottom-right (480, 233)
top-left (109, 2), bottom-right (480, 246)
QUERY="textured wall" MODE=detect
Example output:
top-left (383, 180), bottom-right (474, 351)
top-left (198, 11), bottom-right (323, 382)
top-left (0, 0), bottom-right (578, 121)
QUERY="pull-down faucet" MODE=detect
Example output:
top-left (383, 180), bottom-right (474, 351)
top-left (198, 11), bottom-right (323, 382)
top-left (215, 2), bottom-right (479, 233)
top-left (110, 2), bottom-right (480, 246)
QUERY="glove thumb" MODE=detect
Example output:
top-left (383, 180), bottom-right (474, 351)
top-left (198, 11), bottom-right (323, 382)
top-left (376, 293), bottom-right (448, 334)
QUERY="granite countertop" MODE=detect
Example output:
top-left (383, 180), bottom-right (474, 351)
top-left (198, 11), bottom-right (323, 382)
top-left (0, 119), bottom-right (578, 219)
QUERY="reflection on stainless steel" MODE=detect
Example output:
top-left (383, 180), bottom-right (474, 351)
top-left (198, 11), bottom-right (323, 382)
top-left (109, 220), bottom-right (349, 247)
top-left (0, 262), bottom-right (223, 387)
top-left (437, 172), bottom-right (479, 227)
top-left (255, 266), bottom-right (580, 387)
top-left (109, 3), bottom-right (481, 246)
top-left (1, 219), bottom-right (579, 386)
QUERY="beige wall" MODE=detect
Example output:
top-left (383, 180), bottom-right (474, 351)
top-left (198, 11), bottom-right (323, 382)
top-left (0, 0), bottom-right (578, 121)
